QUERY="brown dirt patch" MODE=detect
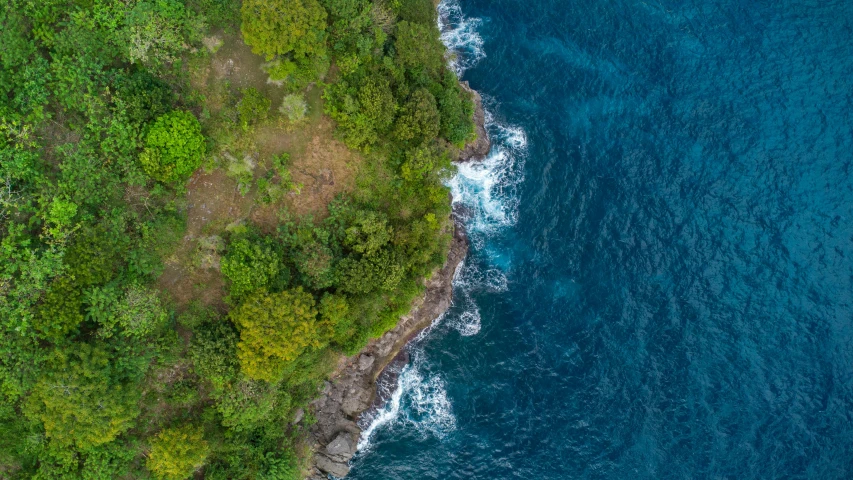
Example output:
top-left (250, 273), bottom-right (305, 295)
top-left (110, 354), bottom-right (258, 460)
top-left (162, 37), bottom-right (362, 308)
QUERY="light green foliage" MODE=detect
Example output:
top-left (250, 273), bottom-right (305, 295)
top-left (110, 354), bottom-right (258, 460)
top-left (319, 293), bottom-right (353, 347)
top-left (280, 93), bottom-right (307, 122)
top-left (324, 74), bottom-right (397, 149)
top-left (237, 87), bottom-right (271, 131)
top-left (344, 211), bottom-right (392, 255)
top-left (0, 0), bottom-right (472, 475)
top-left (224, 152), bottom-right (256, 196)
top-left (140, 110), bottom-right (206, 183)
top-left (220, 237), bottom-right (282, 300)
top-left (25, 345), bottom-right (140, 450)
top-left (44, 197), bottom-right (78, 240)
top-left (231, 288), bottom-right (320, 382)
top-left (146, 425), bottom-right (210, 480)
top-left (241, 0), bottom-right (328, 60)
top-left (336, 249), bottom-right (404, 294)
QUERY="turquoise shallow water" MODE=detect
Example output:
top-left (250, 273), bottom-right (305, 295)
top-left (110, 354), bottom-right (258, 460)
top-left (348, 0), bottom-right (853, 478)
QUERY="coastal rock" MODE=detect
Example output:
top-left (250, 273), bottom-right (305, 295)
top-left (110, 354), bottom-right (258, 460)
top-left (315, 454), bottom-right (350, 478)
top-left (307, 225), bottom-right (468, 478)
top-left (358, 354), bottom-right (375, 371)
top-left (457, 81), bottom-right (491, 162)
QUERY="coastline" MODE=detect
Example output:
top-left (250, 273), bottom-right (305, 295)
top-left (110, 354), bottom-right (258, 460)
top-left (305, 223), bottom-right (469, 479)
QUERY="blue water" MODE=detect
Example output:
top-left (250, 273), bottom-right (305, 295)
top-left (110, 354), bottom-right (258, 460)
top-left (348, 0), bottom-right (853, 478)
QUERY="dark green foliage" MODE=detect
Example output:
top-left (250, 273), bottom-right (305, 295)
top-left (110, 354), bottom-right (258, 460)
top-left (190, 318), bottom-right (240, 390)
top-left (395, 88), bottom-right (441, 145)
top-left (394, 21), bottom-right (445, 76)
top-left (237, 87), bottom-right (271, 131)
top-left (396, 0), bottom-right (437, 25)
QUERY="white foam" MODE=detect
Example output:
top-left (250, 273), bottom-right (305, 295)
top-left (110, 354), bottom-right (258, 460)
top-left (357, 354), bottom-right (456, 452)
top-left (448, 117), bottom-right (527, 242)
top-left (438, 0), bottom-right (485, 74)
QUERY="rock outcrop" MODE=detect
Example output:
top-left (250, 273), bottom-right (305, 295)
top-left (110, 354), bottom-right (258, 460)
top-left (305, 226), bottom-right (468, 479)
top-left (457, 81), bottom-right (491, 162)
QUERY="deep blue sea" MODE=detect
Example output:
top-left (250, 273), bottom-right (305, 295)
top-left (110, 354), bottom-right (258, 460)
top-left (348, 0), bottom-right (853, 478)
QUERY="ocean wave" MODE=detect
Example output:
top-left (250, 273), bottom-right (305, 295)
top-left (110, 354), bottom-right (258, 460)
top-left (357, 353), bottom-right (456, 452)
top-left (449, 115), bottom-right (527, 244)
top-left (438, 0), bottom-right (485, 74)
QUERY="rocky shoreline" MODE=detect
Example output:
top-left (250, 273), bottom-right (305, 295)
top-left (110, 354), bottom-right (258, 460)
top-left (305, 225), bottom-right (468, 479)
top-left (304, 82), bottom-right (488, 479)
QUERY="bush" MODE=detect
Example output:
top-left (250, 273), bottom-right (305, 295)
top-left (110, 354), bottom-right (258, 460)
top-left (237, 87), bottom-right (271, 131)
top-left (279, 93), bottom-right (307, 122)
top-left (146, 425), bottom-right (210, 480)
top-left (139, 110), bottom-right (206, 183)
top-left (190, 319), bottom-right (240, 390)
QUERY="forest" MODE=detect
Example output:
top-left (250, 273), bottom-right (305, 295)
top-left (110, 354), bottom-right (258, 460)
top-left (0, 0), bottom-right (474, 477)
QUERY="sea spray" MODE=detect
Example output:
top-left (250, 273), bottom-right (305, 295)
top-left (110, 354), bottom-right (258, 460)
top-left (438, 0), bottom-right (485, 75)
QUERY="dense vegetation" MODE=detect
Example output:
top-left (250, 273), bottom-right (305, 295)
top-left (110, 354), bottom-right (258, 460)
top-left (0, 0), bottom-right (473, 478)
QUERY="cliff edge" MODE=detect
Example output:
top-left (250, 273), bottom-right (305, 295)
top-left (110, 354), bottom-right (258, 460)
top-left (305, 225), bottom-right (468, 479)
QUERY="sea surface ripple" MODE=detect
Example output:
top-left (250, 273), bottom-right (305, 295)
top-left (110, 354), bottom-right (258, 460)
top-left (348, 0), bottom-right (853, 478)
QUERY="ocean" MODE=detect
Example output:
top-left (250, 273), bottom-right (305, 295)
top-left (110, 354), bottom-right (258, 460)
top-left (348, 0), bottom-right (853, 478)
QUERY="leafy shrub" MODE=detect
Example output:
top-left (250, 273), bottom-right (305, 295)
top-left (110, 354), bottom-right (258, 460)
top-left (126, 0), bottom-right (204, 65)
top-left (190, 319), bottom-right (240, 390)
top-left (85, 283), bottom-right (169, 338)
top-left (139, 110), bottom-right (206, 183)
top-left (395, 88), bottom-right (440, 144)
top-left (279, 93), bottom-right (307, 122)
top-left (146, 425), bottom-right (210, 480)
top-left (213, 379), bottom-right (287, 431)
top-left (237, 87), bottom-right (271, 131)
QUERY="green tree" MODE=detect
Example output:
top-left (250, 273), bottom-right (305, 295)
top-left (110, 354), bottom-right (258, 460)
top-left (24, 345), bottom-right (140, 450)
top-left (241, 0), bottom-right (328, 60)
top-left (146, 424), bottom-right (210, 480)
top-left (394, 21), bottom-right (444, 75)
top-left (394, 88), bottom-right (440, 144)
top-left (231, 288), bottom-right (320, 382)
top-left (139, 110), bottom-right (206, 183)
